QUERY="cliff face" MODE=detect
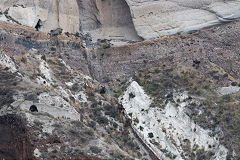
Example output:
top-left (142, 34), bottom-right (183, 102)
top-left (0, 1), bottom-right (240, 160)
top-left (0, 0), bottom-right (141, 45)
top-left (1, 0), bottom-right (240, 44)
top-left (125, 0), bottom-right (240, 39)
top-left (1, 19), bottom-right (240, 159)
top-left (0, 0), bottom-right (80, 32)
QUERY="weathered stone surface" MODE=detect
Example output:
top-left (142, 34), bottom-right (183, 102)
top-left (0, 0), bottom-right (141, 44)
top-left (0, 0), bottom-right (80, 33)
top-left (218, 86), bottom-right (240, 95)
top-left (1, 11), bottom-right (240, 159)
top-left (125, 0), bottom-right (240, 39)
top-left (2, 0), bottom-right (240, 43)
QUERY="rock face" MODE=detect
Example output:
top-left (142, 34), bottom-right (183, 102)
top-left (78, 0), bottom-right (141, 43)
top-left (120, 81), bottom-right (228, 160)
top-left (0, 114), bottom-right (33, 160)
top-left (0, 0), bottom-right (141, 44)
top-left (0, 43), bottom-right (153, 159)
top-left (1, 0), bottom-right (240, 43)
top-left (1, 2), bottom-right (240, 159)
top-left (125, 0), bottom-right (240, 39)
top-left (0, 0), bottom-right (80, 33)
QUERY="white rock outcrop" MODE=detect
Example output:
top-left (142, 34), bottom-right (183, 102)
top-left (0, 0), bottom-right (80, 33)
top-left (0, 52), bottom-right (17, 73)
top-left (125, 0), bottom-right (240, 39)
top-left (0, 0), bottom-right (240, 41)
top-left (120, 81), bottom-right (228, 160)
top-left (218, 86), bottom-right (240, 95)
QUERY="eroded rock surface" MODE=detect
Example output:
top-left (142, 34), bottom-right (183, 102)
top-left (0, 0), bottom-right (141, 45)
top-left (0, 47), bottom-right (152, 159)
top-left (0, 114), bottom-right (33, 160)
top-left (1, 0), bottom-right (240, 44)
top-left (0, 6), bottom-right (240, 159)
top-left (125, 0), bottom-right (240, 39)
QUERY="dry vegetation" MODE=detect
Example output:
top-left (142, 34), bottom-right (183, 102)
top-left (128, 63), bottom-right (240, 159)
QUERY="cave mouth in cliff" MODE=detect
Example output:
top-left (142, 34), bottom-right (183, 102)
top-left (35, 19), bottom-right (42, 31)
top-left (0, 114), bottom-right (33, 159)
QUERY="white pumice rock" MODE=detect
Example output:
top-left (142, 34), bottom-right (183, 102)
top-left (0, 52), bottom-right (17, 73)
top-left (218, 86), bottom-right (240, 95)
top-left (1, 0), bottom-right (240, 43)
top-left (120, 81), bottom-right (228, 160)
top-left (34, 148), bottom-right (41, 158)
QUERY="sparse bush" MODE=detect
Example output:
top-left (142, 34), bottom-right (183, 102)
top-left (41, 55), bottom-right (46, 61)
top-left (96, 116), bottom-right (109, 125)
top-left (90, 146), bottom-right (102, 154)
top-left (104, 105), bottom-right (119, 118)
top-left (21, 57), bottom-right (27, 63)
top-left (88, 121), bottom-right (96, 128)
top-left (71, 120), bottom-right (82, 127)
top-left (221, 95), bottom-right (231, 102)
top-left (84, 128), bottom-right (94, 137)
top-left (71, 83), bottom-right (80, 92)
top-left (87, 92), bottom-right (95, 101)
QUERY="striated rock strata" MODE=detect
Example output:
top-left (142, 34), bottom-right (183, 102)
top-left (0, 20), bottom-right (240, 159)
top-left (1, 0), bottom-right (240, 44)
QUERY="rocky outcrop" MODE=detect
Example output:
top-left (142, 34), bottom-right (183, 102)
top-left (0, 0), bottom-right (141, 45)
top-left (1, 0), bottom-right (240, 44)
top-left (1, 13), bottom-right (240, 159)
top-left (0, 0), bottom-right (80, 33)
top-left (120, 82), bottom-right (228, 160)
top-left (125, 0), bottom-right (240, 39)
top-left (0, 42), bottom-right (153, 159)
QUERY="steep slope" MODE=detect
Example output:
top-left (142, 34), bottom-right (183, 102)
top-left (0, 15), bottom-right (240, 160)
top-left (0, 50), bottom-right (152, 159)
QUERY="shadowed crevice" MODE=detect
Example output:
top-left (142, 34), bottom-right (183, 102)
top-left (0, 114), bottom-right (33, 160)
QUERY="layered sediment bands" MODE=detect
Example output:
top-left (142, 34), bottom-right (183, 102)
top-left (0, 114), bottom-right (33, 160)
top-left (125, 0), bottom-right (240, 39)
top-left (1, 15), bottom-right (240, 160)
top-left (0, 0), bottom-right (141, 44)
top-left (1, 0), bottom-right (240, 43)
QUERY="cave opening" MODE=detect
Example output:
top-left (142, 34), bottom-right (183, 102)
top-left (35, 19), bottom-right (42, 31)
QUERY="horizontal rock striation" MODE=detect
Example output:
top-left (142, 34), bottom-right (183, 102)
top-left (0, 0), bottom-right (141, 45)
top-left (1, 0), bottom-right (240, 44)
top-left (125, 0), bottom-right (240, 39)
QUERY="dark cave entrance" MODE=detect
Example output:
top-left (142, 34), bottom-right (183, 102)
top-left (35, 19), bottom-right (42, 31)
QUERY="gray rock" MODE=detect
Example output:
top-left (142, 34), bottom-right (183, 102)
top-left (218, 86), bottom-right (240, 95)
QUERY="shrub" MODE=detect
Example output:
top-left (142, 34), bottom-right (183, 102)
top-left (84, 129), bottom-right (94, 137)
top-left (104, 105), bottom-right (119, 118)
top-left (88, 121), bottom-right (96, 128)
top-left (90, 146), bottom-right (102, 154)
top-left (71, 83), bottom-right (80, 92)
top-left (96, 116), bottom-right (109, 125)
top-left (221, 95), bottom-right (231, 102)
top-left (21, 57), bottom-right (27, 63)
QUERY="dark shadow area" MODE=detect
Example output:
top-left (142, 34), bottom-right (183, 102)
top-left (35, 19), bottom-right (42, 31)
top-left (0, 114), bottom-right (33, 160)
